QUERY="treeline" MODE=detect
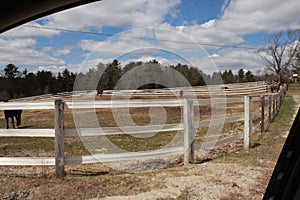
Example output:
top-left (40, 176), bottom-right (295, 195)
top-left (0, 63), bottom-right (76, 100)
top-left (1, 60), bottom-right (263, 100)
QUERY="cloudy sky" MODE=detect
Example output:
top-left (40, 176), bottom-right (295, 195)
top-left (1, 0), bottom-right (300, 75)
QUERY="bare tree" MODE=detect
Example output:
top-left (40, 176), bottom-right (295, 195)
top-left (292, 51), bottom-right (300, 74)
top-left (260, 30), bottom-right (300, 85)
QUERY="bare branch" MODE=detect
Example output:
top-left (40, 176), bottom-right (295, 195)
top-left (260, 31), bottom-right (300, 83)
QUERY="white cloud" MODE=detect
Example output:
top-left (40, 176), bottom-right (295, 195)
top-left (191, 48), bottom-right (263, 74)
top-left (0, 38), bottom-right (65, 67)
top-left (53, 48), bottom-right (72, 56)
top-left (44, 0), bottom-right (180, 30)
top-left (170, 23), bottom-right (244, 48)
top-left (77, 24), bottom-right (245, 61)
top-left (41, 47), bottom-right (52, 53)
top-left (78, 40), bottom-right (100, 52)
top-left (40, 46), bottom-right (72, 56)
top-left (121, 56), bottom-right (180, 67)
top-left (209, 54), bottom-right (219, 58)
top-left (3, 38), bottom-right (36, 48)
top-left (78, 38), bottom-right (156, 57)
top-left (216, 0), bottom-right (300, 34)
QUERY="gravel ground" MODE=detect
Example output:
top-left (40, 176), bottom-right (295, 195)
top-left (96, 162), bottom-right (267, 200)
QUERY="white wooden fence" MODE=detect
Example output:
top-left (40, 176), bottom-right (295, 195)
top-left (0, 85), bottom-right (285, 178)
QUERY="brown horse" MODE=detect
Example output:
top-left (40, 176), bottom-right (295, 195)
top-left (270, 84), bottom-right (280, 93)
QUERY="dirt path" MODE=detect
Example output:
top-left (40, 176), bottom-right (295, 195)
top-left (95, 162), bottom-right (264, 200)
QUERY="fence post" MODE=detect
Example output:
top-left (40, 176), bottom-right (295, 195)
top-left (268, 95), bottom-right (272, 126)
top-left (244, 96), bottom-right (252, 149)
top-left (55, 100), bottom-right (65, 179)
top-left (276, 93), bottom-right (280, 112)
top-left (274, 94), bottom-right (277, 113)
top-left (261, 95), bottom-right (265, 133)
top-left (183, 99), bottom-right (194, 165)
top-left (272, 95), bottom-right (276, 119)
top-left (179, 89), bottom-right (183, 98)
top-left (279, 90), bottom-right (283, 108)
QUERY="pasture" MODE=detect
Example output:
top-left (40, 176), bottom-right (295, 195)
top-left (0, 82), bottom-right (296, 199)
top-left (0, 85), bottom-right (258, 159)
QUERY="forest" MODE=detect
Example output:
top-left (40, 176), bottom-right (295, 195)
top-left (0, 59), bottom-right (267, 101)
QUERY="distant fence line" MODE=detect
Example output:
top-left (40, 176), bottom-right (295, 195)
top-left (0, 82), bottom-right (285, 179)
top-left (7, 81), bottom-right (267, 102)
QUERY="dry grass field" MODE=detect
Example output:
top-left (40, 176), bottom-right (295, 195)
top-left (0, 90), bottom-right (248, 157)
top-left (0, 83), bottom-right (298, 199)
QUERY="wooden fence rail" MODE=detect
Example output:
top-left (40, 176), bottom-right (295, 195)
top-left (0, 86), bottom-right (286, 178)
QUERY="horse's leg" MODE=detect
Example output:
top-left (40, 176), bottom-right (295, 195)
top-left (11, 117), bottom-right (15, 129)
top-left (5, 116), bottom-right (9, 129)
top-left (18, 115), bottom-right (21, 127)
top-left (16, 114), bottom-right (21, 127)
top-left (15, 116), bottom-right (18, 128)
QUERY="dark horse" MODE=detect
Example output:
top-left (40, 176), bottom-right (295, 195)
top-left (4, 110), bottom-right (22, 129)
top-left (221, 86), bottom-right (229, 91)
top-left (96, 89), bottom-right (104, 96)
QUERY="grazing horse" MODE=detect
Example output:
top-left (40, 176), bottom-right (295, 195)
top-left (96, 89), bottom-right (104, 96)
top-left (4, 110), bottom-right (22, 129)
top-left (270, 84), bottom-right (280, 93)
top-left (221, 86), bottom-right (229, 91)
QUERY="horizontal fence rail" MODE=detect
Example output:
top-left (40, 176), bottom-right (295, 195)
top-left (0, 114), bottom-right (245, 137)
top-left (0, 147), bottom-right (184, 166)
top-left (0, 97), bottom-right (246, 110)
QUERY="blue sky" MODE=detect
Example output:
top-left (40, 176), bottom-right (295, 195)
top-left (0, 0), bottom-right (300, 75)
